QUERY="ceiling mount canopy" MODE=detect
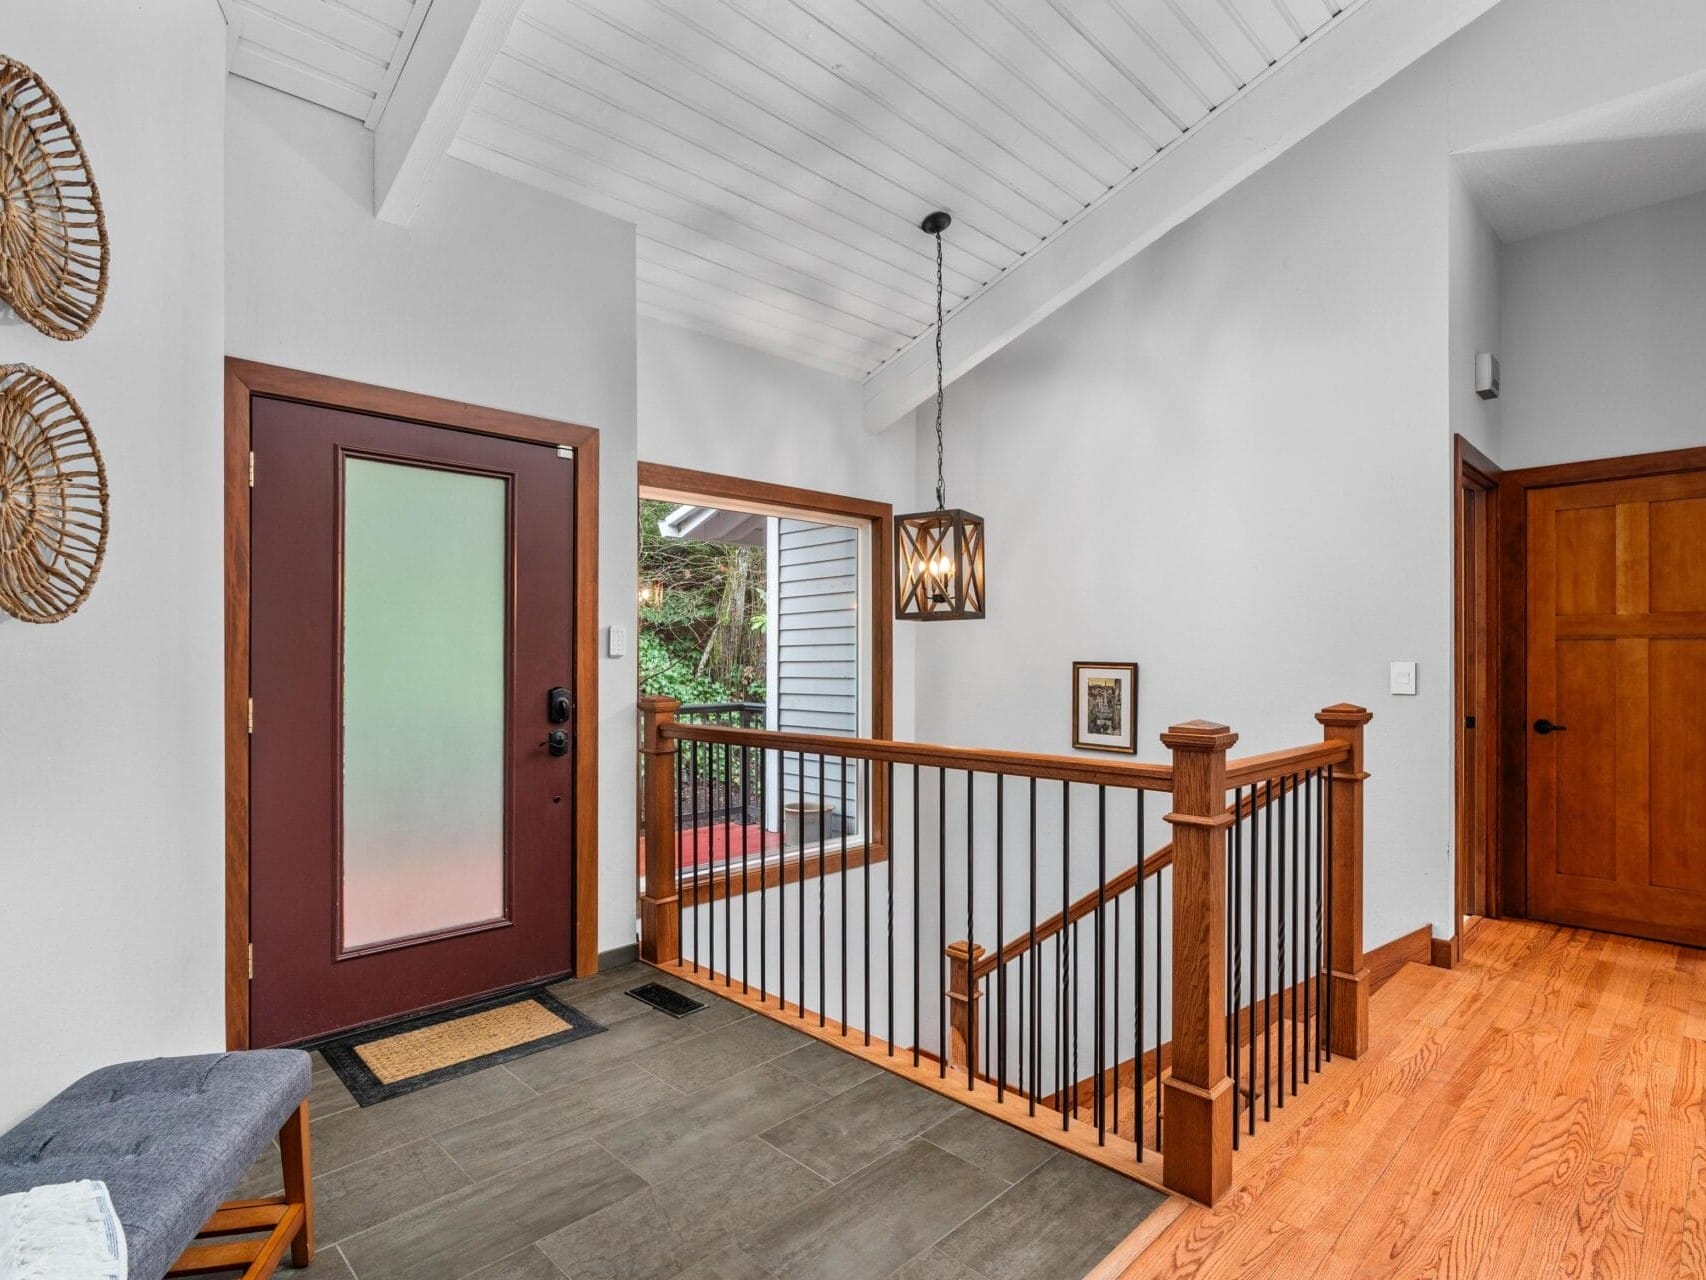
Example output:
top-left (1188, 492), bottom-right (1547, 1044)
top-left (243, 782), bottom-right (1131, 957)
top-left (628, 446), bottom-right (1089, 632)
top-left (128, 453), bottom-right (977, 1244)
top-left (895, 211), bottom-right (984, 622)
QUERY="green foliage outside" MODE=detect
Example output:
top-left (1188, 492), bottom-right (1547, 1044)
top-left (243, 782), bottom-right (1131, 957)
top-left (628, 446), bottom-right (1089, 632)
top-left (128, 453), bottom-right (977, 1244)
top-left (638, 499), bottom-right (767, 706)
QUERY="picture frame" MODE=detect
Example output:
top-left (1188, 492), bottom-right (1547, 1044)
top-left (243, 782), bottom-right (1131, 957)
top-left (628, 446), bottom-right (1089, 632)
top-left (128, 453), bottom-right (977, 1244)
top-left (1072, 662), bottom-right (1139, 754)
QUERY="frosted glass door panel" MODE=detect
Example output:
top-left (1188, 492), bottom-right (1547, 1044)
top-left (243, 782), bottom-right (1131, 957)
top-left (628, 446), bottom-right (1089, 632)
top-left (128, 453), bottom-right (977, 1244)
top-left (342, 458), bottom-right (507, 951)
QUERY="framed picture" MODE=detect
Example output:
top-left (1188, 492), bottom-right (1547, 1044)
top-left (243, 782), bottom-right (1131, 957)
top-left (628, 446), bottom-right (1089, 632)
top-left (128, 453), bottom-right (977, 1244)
top-left (1072, 662), bottom-right (1139, 754)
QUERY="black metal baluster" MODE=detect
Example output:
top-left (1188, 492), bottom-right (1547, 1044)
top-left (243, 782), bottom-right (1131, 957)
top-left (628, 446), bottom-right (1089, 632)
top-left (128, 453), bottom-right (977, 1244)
top-left (1135, 790), bottom-right (1146, 1156)
top-left (1028, 779), bottom-right (1039, 1117)
top-left (759, 747), bottom-right (768, 1005)
top-left (1230, 786), bottom-right (1242, 1151)
top-left (1071, 919), bottom-right (1080, 1123)
top-left (724, 743), bottom-right (733, 987)
top-left (996, 774), bottom-right (1007, 1102)
top-left (741, 745), bottom-right (751, 995)
top-left (1282, 778), bottom-right (1296, 1099)
top-left (1060, 782), bottom-right (1071, 1127)
top-left (912, 763), bottom-right (921, 1068)
top-left (1112, 892), bottom-right (1121, 1146)
top-left (864, 756), bottom-right (872, 1046)
top-left (886, 759), bottom-right (895, 1056)
top-left (1251, 780), bottom-right (1264, 1137)
top-left (1266, 774), bottom-right (1275, 1122)
top-left (1301, 771), bottom-right (1312, 1086)
top-left (798, 752), bottom-right (807, 1019)
top-left (692, 741), bottom-right (702, 973)
top-left (1154, 866), bottom-right (1163, 1151)
top-left (1094, 786), bottom-right (1107, 1142)
top-left (674, 740), bottom-right (684, 975)
top-left (840, 752), bottom-right (848, 1033)
top-left (1315, 768), bottom-right (1326, 1073)
top-left (966, 770), bottom-right (976, 1090)
top-left (819, 752), bottom-right (827, 1027)
top-left (1317, 771), bottom-right (1330, 1064)
top-left (939, 768), bottom-right (947, 1079)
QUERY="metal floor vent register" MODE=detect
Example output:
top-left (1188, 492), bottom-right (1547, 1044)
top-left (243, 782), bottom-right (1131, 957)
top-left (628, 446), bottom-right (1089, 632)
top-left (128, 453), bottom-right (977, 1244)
top-left (627, 983), bottom-right (705, 1018)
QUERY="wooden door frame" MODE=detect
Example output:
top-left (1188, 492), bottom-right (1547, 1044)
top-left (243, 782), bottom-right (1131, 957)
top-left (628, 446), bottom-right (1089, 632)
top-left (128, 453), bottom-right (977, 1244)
top-left (225, 359), bottom-right (601, 1050)
top-left (636, 462), bottom-right (895, 893)
top-left (1453, 435), bottom-right (1501, 932)
top-left (1489, 441), bottom-right (1706, 925)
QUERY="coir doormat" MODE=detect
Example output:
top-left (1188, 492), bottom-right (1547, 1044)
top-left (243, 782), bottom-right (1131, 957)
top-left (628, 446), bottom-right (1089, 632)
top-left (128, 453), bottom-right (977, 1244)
top-left (318, 988), bottom-right (605, 1106)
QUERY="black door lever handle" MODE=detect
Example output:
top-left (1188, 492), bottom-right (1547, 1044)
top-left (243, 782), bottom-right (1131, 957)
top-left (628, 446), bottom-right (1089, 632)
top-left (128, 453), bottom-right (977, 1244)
top-left (1533, 719), bottom-right (1567, 735)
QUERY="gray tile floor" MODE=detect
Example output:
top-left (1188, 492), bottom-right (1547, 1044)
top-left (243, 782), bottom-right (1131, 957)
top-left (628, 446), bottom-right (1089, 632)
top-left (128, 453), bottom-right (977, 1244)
top-left (240, 964), bottom-right (1165, 1280)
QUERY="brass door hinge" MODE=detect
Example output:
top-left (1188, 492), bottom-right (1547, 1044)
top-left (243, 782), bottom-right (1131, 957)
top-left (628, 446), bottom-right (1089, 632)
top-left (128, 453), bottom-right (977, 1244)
top-left (247, 698), bottom-right (254, 734)
top-left (248, 944), bottom-right (254, 980)
top-left (249, 451), bottom-right (255, 487)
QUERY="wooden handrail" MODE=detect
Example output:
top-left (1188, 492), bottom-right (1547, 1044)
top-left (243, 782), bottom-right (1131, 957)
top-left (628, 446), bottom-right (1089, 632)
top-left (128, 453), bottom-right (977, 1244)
top-left (1224, 739), bottom-right (1350, 787)
top-left (662, 721), bottom-right (1177, 791)
top-left (968, 773), bottom-right (1312, 979)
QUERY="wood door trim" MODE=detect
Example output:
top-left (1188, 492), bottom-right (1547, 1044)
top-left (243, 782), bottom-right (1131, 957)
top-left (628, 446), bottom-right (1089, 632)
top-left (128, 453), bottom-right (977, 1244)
top-left (1491, 444), bottom-right (1706, 933)
top-left (225, 359), bottom-right (601, 1050)
top-left (1453, 435), bottom-right (1501, 927)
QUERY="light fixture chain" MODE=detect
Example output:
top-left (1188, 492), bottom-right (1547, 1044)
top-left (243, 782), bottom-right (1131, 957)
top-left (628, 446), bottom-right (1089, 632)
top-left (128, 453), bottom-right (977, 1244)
top-left (934, 228), bottom-right (946, 511)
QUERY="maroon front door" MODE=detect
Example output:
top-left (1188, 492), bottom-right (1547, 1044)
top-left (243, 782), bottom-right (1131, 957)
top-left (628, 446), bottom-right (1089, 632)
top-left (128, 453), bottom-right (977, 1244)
top-left (249, 394), bottom-right (577, 1047)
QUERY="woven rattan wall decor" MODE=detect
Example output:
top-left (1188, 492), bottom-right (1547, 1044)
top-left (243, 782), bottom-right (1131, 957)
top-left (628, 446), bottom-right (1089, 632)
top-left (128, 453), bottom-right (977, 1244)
top-left (0, 56), bottom-right (109, 340)
top-left (0, 364), bottom-right (108, 622)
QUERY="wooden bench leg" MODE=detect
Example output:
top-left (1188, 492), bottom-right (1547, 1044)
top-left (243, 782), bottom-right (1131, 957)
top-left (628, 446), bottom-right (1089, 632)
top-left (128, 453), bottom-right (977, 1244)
top-left (280, 1101), bottom-right (314, 1268)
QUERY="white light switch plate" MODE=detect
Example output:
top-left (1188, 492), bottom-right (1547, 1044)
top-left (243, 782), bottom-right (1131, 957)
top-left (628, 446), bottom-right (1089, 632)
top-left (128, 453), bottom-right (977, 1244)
top-left (608, 624), bottom-right (628, 658)
top-left (1390, 660), bottom-right (1418, 695)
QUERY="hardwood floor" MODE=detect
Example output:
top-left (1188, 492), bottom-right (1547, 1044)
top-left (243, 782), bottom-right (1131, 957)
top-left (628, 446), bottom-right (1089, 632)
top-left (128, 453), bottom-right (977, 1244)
top-left (1116, 918), bottom-right (1706, 1279)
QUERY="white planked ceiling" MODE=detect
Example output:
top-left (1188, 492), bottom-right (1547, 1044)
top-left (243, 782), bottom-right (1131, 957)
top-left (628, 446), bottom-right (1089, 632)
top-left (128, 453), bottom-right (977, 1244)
top-left (227, 0), bottom-right (430, 126)
top-left (448, 0), bottom-right (1358, 378)
top-left (224, 0), bottom-right (1367, 379)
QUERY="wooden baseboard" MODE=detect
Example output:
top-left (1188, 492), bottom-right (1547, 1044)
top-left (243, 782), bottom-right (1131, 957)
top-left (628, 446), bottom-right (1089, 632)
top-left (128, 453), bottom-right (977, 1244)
top-left (1429, 933), bottom-right (1461, 970)
top-left (1367, 926), bottom-right (1433, 991)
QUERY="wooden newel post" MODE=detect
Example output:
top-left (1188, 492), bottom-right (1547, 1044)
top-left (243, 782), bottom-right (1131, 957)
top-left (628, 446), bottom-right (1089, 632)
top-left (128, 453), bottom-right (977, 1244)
top-left (1161, 719), bottom-right (1238, 1206)
top-left (945, 941), bottom-right (986, 1078)
top-left (639, 696), bottom-right (682, 966)
top-left (1317, 703), bottom-right (1372, 1059)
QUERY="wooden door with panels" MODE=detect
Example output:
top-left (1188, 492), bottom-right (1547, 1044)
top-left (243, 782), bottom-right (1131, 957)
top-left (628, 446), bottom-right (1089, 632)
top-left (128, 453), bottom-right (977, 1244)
top-left (1526, 469), bottom-right (1706, 947)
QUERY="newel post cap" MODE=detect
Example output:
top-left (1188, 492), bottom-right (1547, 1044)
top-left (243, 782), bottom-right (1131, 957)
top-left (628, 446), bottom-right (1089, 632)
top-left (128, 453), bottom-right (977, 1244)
top-left (1160, 720), bottom-right (1238, 752)
top-left (638, 695), bottom-right (682, 715)
top-left (1316, 703), bottom-right (1373, 727)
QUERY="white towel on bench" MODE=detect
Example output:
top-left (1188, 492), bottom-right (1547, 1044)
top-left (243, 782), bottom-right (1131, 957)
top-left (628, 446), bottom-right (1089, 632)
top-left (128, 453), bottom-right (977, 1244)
top-left (0, 1179), bottom-right (126, 1280)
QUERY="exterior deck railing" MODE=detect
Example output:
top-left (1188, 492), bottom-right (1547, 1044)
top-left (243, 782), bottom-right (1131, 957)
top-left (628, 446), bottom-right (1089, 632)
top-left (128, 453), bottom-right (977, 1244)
top-left (636, 696), bottom-right (1369, 1205)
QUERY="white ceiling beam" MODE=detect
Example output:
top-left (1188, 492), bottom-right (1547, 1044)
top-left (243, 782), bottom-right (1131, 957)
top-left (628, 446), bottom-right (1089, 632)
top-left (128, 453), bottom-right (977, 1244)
top-left (860, 0), bottom-right (1505, 432)
top-left (374, 0), bottom-right (524, 226)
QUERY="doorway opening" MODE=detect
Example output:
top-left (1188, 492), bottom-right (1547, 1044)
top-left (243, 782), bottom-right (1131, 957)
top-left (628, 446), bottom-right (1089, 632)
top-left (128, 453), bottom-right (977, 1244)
top-left (1453, 435), bottom-right (1500, 942)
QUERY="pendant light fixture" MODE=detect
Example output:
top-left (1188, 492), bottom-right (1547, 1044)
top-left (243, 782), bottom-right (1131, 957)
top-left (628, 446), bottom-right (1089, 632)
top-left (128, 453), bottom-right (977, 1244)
top-left (895, 211), bottom-right (985, 621)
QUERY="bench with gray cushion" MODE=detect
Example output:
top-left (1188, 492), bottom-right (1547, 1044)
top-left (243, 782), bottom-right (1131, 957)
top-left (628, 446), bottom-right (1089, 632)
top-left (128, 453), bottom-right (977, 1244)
top-left (0, 1052), bottom-right (315, 1280)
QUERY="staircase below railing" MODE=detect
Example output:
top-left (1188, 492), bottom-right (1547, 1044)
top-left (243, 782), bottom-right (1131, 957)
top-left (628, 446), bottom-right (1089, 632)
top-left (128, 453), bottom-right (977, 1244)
top-left (636, 697), bottom-right (1371, 1205)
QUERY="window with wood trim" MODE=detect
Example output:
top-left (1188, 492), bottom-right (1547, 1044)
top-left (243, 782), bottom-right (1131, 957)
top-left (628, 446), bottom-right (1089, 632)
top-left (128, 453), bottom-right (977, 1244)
top-left (636, 465), bottom-right (893, 905)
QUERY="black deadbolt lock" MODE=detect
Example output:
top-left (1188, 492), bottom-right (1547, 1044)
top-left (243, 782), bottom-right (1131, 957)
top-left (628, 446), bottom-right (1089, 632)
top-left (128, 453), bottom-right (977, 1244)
top-left (547, 686), bottom-right (572, 724)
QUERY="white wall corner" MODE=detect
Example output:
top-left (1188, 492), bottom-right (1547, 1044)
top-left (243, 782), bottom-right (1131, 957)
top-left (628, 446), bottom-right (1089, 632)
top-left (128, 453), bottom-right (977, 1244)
top-left (373, 0), bottom-right (523, 227)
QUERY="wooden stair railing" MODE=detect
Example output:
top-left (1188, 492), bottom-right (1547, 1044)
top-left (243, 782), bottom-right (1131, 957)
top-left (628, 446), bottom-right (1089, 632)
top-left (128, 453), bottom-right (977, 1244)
top-left (635, 697), bottom-right (1370, 1207)
top-left (966, 772), bottom-right (1315, 984)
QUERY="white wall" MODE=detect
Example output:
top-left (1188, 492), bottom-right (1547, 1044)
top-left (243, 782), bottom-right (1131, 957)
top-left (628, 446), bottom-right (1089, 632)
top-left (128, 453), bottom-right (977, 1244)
top-left (1, 0), bottom-right (227, 1126)
top-left (1500, 189), bottom-right (1706, 469)
top-left (1449, 170), bottom-right (1504, 463)
top-left (905, 0), bottom-right (1706, 954)
top-left (225, 78), bottom-right (641, 956)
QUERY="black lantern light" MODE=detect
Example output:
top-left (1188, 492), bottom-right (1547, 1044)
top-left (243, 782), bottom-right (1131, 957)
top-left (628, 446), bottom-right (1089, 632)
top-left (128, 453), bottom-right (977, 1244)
top-left (895, 211), bottom-right (985, 621)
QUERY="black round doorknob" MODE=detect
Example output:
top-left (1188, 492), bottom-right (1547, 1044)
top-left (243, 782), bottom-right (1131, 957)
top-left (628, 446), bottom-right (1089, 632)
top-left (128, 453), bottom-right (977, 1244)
top-left (1533, 719), bottom-right (1567, 735)
top-left (545, 729), bottom-right (569, 756)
